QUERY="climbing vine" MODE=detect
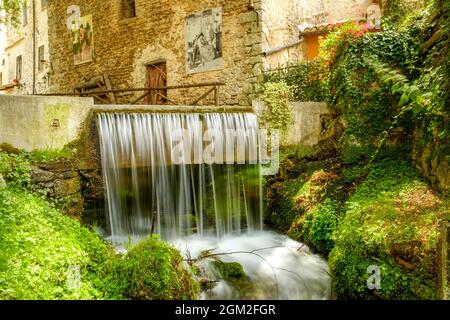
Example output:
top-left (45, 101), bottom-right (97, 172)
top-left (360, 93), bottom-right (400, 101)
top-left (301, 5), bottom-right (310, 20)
top-left (259, 81), bottom-right (294, 134)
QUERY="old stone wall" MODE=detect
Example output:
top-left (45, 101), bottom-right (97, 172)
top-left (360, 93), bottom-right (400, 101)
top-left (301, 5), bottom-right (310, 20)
top-left (31, 160), bottom-right (84, 218)
top-left (412, 126), bottom-right (450, 195)
top-left (3, 0), bottom-right (50, 94)
top-left (48, 0), bottom-right (265, 107)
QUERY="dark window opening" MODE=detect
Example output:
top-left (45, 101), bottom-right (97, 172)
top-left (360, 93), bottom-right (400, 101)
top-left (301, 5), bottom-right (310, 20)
top-left (16, 55), bottom-right (22, 80)
top-left (122, 0), bottom-right (136, 19)
top-left (38, 45), bottom-right (45, 71)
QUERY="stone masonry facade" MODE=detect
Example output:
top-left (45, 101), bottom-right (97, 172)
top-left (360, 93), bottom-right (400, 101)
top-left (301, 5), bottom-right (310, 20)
top-left (48, 0), bottom-right (267, 107)
top-left (2, 0), bottom-right (50, 94)
top-left (47, 0), bottom-right (386, 106)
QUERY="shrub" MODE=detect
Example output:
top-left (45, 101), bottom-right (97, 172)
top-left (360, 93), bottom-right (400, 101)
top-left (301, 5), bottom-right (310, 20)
top-left (263, 60), bottom-right (329, 102)
top-left (260, 81), bottom-right (294, 134)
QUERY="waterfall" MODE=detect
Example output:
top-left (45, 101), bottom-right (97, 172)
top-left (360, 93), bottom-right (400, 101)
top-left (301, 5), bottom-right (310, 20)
top-left (97, 112), bottom-right (263, 244)
top-left (97, 111), bottom-right (332, 300)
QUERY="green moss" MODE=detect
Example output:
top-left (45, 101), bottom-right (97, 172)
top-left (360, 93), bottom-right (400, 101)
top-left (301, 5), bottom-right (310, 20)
top-left (329, 159), bottom-right (445, 299)
top-left (0, 143), bottom-right (21, 155)
top-left (105, 235), bottom-right (199, 300)
top-left (212, 261), bottom-right (246, 280)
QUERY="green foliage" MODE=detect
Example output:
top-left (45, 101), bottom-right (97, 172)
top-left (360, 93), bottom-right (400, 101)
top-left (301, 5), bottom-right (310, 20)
top-left (26, 148), bottom-right (73, 164)
top-left (263, 60), bottom-right (329, 102)
top-left (260, 81), bottom-right (294, 134)
top-left (382, 0), bottom-right (410, 30)
top-left (328, 29), bottom-right (420, 161)
top-left (105, 235), bottom-right (199, 300)
top-left (0, 188), bottom-right (117, 300)
top-left (304, 200), bottom-right (339, 255)
top-left (319, 21), bottom-right (371, 67)
top-left (0, 150), bottom-right (199, 300)
top-left (0, 152), bottom-right (31, 190)
top-left (0, 0), bottom-right (24, 27)
top-left (329, 159), bottom-right (443, 299)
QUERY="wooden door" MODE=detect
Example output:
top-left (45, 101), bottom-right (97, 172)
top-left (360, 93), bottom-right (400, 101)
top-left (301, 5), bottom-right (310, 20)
top-left (145, 62), bottom-right (167, 105)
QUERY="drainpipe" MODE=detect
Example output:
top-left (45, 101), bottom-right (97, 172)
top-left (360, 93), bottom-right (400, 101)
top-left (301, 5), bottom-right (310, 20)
top-left (32, 0), bottom-right (36, 95)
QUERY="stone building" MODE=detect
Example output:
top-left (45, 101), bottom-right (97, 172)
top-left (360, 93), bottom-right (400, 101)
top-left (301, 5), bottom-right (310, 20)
top-left (46, 0), bottom-right (384, 107)
top-left (0, 0), bottom-right (51, 94)
top-left (0, 24), bottom-right (6, 89)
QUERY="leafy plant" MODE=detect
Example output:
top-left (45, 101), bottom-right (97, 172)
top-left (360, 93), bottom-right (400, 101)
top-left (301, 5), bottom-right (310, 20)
top-left (260, 81), bottom-right (294, 134)
top-left (263, 60), bottom-right (329, 102)
top-left (0, 152), bottom-right (31, 190)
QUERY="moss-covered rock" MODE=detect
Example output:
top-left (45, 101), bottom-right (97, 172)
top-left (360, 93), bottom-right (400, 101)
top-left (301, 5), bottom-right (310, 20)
top-left (329, 160), bottom-right (447, 299)
top-left (212, 261), bottom-right (246, 280)
top-left (106, 235), bottom-right (199, 300)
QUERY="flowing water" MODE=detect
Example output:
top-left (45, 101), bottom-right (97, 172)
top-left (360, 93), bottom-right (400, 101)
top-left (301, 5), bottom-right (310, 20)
top-left (97, 112), bottom-right (330, 300)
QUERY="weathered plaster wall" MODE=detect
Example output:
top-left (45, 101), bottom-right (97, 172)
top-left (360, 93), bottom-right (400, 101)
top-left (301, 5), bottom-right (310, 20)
top-left (0, 24), bottom-right (7, 87)
top-left (3, 0), bottom-right (50, 94)
top-left (261, 0), bottom-right (377, 69)
top-left (261, 0), bottom-right (305, 69)
top-left (48, 0), bottom-right (265, 107)
top-left (253, 100), bottom-right (331, 146)
top-left (0, 95), bottom-right (93, 151)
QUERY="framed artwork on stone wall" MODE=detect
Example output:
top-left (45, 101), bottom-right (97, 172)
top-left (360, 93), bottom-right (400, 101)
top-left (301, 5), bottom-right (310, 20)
top-left (71, 15), bottom-right (94, 65)
top-left (185, 8), bottom-right (223, 74)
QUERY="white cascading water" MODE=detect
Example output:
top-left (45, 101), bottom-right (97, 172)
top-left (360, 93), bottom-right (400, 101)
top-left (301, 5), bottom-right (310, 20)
top-left (97, 112), bottom-right (330, 300)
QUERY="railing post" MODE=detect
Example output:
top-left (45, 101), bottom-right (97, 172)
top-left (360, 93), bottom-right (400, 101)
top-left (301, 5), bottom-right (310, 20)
top-left (214, 85), bottom-right (219, 106)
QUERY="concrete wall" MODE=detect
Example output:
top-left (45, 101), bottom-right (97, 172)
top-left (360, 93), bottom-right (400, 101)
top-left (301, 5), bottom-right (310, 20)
top-left (253, 100), bottom-right (331, 146)
top-left (0, 95), bottom-right (93, 151)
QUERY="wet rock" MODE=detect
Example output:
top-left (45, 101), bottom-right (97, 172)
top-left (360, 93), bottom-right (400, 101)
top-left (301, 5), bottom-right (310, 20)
top-left (31, 167), bottom-right (55, 183)
top-left (53, 177), bottom-right (81, 196)
top-left (62, 170), bottom-right (76, 179)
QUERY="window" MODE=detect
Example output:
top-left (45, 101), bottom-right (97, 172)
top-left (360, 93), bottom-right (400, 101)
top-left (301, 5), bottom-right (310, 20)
top-left (38, 45), bottom-right (45, 71)
top-left (22, 2), bottom-right (28, 26)
top-left (122, 0), bottom-right (136, 19)
top-left (16, 55), bottom-right (22, 80)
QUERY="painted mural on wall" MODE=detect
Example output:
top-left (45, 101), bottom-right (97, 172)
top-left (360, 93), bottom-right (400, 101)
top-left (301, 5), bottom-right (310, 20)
top-left (71, 15), bottom-right (94, 65)
top-left (185, 8), bottom-right (223, 74)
